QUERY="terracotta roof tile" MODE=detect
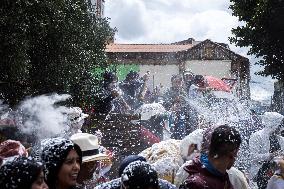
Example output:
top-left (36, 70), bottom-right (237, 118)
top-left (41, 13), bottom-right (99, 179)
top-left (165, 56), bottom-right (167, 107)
top-left (106, 44), bottom-right (193, 53)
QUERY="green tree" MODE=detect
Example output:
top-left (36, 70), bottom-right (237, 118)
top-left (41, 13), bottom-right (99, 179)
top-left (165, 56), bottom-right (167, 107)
top-left (229, 0), bottom-right (284, 80)
top-left (0, 0), bottom-right (31, 106)
top-left (0, 0), bottom-right (115, 107)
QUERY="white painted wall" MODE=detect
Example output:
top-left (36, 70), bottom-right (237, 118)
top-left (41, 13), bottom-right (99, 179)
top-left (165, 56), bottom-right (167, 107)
top-left (139, 64), bottom-right (179, 93)
top-left (138, 60), bottom-right (233, 94)
top-left (185, 60), bottom-right (232, 79)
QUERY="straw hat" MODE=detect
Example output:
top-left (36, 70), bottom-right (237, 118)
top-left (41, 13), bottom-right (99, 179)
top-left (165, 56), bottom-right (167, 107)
top-left (70, 133), bottom-right (108, 163)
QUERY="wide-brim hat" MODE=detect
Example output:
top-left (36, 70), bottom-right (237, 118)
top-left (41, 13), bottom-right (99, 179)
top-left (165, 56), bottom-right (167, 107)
top-left (70, 133), bottom-right (109, 163)
top-left (84, 153), bottom-right (109, 163)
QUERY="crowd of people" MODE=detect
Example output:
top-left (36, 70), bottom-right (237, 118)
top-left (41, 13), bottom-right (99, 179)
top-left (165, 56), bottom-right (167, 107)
top-left (1, 70), bottom-right (284, 189)
top-left (93, 70), bottom-right (213, 140)
top-left (0, 123), bottom-right (243, 189)
top-left (0, 112), bottom-right (284, 189)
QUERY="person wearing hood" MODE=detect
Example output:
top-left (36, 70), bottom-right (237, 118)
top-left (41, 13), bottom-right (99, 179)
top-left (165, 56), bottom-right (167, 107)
top-left (0, 156), bottom-right (48, 189)
top-left (95, 155), bottom-right (176, 189)
top-left (175, 127), bottom-right (249, 189)
top-left (249, 111), bottom-right (284, 188)
top-left (180, 125), bottom-right (242, 189)
top-left (41, 137), bottom-right (82, 189)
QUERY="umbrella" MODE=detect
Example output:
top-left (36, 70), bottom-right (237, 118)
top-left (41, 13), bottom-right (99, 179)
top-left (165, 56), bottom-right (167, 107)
top-left (204, 76), bottom-right (231, 92)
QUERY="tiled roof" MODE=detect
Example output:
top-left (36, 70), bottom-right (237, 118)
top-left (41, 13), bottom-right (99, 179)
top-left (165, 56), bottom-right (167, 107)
top-left (106, 44), bottom-right (194, 53)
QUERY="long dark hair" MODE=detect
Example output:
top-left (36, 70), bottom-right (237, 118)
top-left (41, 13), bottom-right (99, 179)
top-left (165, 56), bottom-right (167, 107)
top-left (0, 156), bottom-right (43, 189)
top-left (41, 137), bottom-right (82, 189)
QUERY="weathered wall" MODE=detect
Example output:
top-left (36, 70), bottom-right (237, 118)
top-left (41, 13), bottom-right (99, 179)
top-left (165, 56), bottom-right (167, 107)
top-left (184, 60), bottom-right (232, 79)
top-left (139, 64), bottom-right (179, 92)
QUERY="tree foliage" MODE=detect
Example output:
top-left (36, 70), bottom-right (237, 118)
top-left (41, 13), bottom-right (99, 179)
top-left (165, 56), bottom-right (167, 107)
top-left (0, 0), bottom-right (115, 107)
top-left (229, 0), bottom-right (284, 80)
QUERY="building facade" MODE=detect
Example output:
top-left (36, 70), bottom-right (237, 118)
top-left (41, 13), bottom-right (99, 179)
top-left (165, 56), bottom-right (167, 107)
top-left (87, 0), bottom-right (104, 18)
top-left (106, 38), bottom-right (250, 98)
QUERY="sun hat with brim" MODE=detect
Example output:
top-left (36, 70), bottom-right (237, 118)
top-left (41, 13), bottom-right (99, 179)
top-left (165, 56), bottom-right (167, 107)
top-left (70, 133), bottom-right (109, 163)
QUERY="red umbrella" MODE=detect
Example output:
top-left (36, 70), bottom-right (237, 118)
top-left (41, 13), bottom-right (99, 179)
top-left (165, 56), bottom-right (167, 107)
top-left (204, 76), bottom-right (231, 92)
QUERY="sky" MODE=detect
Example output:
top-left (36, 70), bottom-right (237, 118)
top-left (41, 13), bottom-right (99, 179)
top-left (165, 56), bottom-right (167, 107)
top-left (104, 0), bottom-right (276, 104)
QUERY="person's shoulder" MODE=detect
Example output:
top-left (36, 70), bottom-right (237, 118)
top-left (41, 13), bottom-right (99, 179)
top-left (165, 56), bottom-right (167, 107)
top-left (183, 160), bottom-right (207, 188)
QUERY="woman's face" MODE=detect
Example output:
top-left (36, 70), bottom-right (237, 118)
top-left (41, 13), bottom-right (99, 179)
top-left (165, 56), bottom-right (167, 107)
top-left (57, 149), bottom-right (81, 188)
top-left (31, 170), bottom-right (48, 189)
